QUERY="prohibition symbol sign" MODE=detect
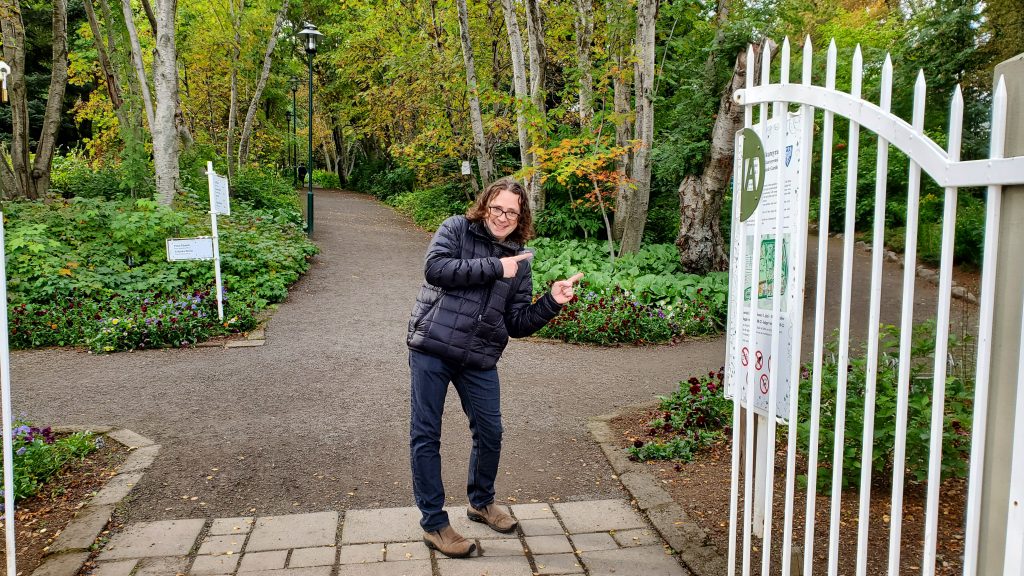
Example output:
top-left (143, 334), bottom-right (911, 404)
top-left (741, 347), bottom-right (749, 367)
top-left (755, 350), bottom-right (764, 371)
top-left (760, 373), bottom-right (770, 394)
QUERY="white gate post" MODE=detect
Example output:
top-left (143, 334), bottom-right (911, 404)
top-left (978, 52), bottom-right (1024, 576)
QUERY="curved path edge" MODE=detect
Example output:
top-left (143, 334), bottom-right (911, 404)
top-left (31, 427), bottom-right (159, 576)
top-left (588, 409), bottom-right (727, 576)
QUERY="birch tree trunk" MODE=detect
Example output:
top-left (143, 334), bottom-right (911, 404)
top-left (573, 0), bottom-right (594, 129)
top-left (120, 0), bottom-right (155, 129)
top-left (617, 0), bottom-right (658, 255)
top-left (239, 0), bottom-right (290, 166)
top-left (0, 0), bottom-right (68, 199)
top-left (608, 0), bottom-right (634, 242)
top-left (499, 0), bottom-right (536, 208)
top-left (152, 0), bottom-right (182, 206)
top-left (456, 0), bottom-right (494, 188)
top-left (676, 42), bottom-right (765, 274)
top-left (226, 0), bottom-right (243, 179)
top-left (524, 0), bottom-right (545, 210)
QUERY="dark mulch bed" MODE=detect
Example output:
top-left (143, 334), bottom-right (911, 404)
top-left (611, 406), bottom-right (968, 576)
top-left (0, 436), bottom-right (128, 574)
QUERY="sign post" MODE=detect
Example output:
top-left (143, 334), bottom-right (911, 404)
top-left (1, 213), bottom-right (16, 576)
top-left (206, 162), bottom-right (229, 321)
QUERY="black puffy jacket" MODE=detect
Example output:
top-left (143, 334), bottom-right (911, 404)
top-left (407, 215), bottom-right (562, 369)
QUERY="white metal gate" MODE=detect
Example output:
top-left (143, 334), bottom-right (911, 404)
top-left (724, 38), bottom-right (1024, 575)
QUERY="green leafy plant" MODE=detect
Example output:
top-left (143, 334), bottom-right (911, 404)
top-left (313, 170), bottom-right (341, 189)
top-left (2, 422), bottom-right (98, 503)
top-left (629, 370), bottom-right (731, 461)
top-left (796, 321), bottom-right (973, 492)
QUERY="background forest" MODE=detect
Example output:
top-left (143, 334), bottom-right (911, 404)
top-left (0, 0), bottom-right (1021, 352)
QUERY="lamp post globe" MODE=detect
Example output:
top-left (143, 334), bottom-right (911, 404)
top-left (297, 23), bottom-right (323, 237)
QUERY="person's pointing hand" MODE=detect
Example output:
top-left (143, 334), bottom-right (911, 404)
top-left (551, 272), bottom-right (584, 305)
top-left (500, 252), bottom-right (534, 278)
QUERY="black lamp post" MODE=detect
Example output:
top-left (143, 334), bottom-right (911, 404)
top-left (288, 76), bottom-right (299, 185)
top-left (284, 109), bottom-right (292, 175)
top-left (297, 23), bottom-right (322, 237)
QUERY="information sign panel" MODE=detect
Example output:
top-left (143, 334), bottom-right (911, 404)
top-left (166, 237), bottom-right (214, 261)
top-left (724, 112), bottom-right (806, 421)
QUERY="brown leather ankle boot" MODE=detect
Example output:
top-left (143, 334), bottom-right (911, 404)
top-left (423, 525), bottom-right (476, 558)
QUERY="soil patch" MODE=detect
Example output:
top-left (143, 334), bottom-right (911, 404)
top-left (0, 436), bottom-right (128, 574)
top-left (610, 406), bottom-right (967, 576)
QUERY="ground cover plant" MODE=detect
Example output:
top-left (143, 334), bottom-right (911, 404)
top-left (3, 165), bottom-right (317, 353)
top-left (627, 369), bottom-right (731, 461)
top-left (1, 422), bottom-right (98, 503)
top-left (530, 238), bottom-right (728, 344)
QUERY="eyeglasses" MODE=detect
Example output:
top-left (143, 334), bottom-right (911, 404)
top-left (488, 205), bottom-right (521, 222)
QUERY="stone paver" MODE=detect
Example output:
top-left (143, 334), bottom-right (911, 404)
top-left (475, 537), bottom-right (525, 557)
top-left (90, 560), bottom-right (137, 576)
top-left (289, 546), bottom-right (337, 567)
top-left (116, 445), bottom-right (161, 474)
top-left (132, 556), bottom-right (190, 576)
top-left (342, 507), bottom-right (422, 543)
top-left (97, 519), bottom-right (205, 560)
top-left (534, 553), bottom-right (586, 575)
top-left (91, 473), bottom-right (144, 505)
top-left (198, 533), bottom-right (246, 555)
top-left (554, 499), bottom-right (647, 533)
top-left (579, 545), bottom-right (687, 576)
top-left (385, 542), bottom-right (430, 561)
top-left (511, 503), bottom-right (556, 520)
top-left (436, 555), bottom-right (534, 576)
top-left (338, 543), bottom-right (385, 564)
top-left (238, 550), bottom-right (289, 572)
top-left (612, 528), bottom-right (663, 548)
top-left (525, 534), bottom-right (574, 555)
top-left (337, 561), bottom-right (432, 576)
top-left (209, 516), bottom-right (255, 535)
top-left (31, 552), bottom-right (91, 576)
top-left (569, 532), bottom-right (618, 552)
top-left (519, 518), bottom-right (564, 536)
top-left (246, 511), bottom-right (338, 551)
top-left (86, 500), bottom-right (691, 576)
top-left (49, 503), bottom-right (115, 553)
top-left (191, 553), bottom-right (240, 575)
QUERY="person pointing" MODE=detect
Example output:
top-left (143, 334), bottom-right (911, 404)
top-left (406, 177), bottom-right (583, 558)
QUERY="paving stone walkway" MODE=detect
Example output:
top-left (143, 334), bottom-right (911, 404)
top-left (89, 500), bottom-right (689, 576)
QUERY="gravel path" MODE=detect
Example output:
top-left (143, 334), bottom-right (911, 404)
top-left (10, 190), bottom-right (724, 523)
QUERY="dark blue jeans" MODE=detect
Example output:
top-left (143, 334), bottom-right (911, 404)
top-left (409, 350), bottom-right (503, 532)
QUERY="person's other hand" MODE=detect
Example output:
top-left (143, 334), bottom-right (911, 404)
top-left (551, 272), bottom-right (584, 304)
top-left (500, 252), bottom-right (533, 278)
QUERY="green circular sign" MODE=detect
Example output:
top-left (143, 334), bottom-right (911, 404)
top-left (740, 128), bottom-right (766, 222)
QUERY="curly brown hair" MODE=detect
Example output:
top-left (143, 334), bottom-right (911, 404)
top-left (465, 177), bottom-right (534, 244)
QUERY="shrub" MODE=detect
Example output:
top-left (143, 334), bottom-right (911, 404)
top-left (313, 169), bottom-right (340, 189)
top-left (628, 370), bottom-right (731, 461)
top-left (229, 167), bottom-right (300, 213)
top-left (368, 165), bottom-right (416, 201)
top-left (2, 422), bottom-right (98, 502)
top-left (50, 153), bottom-right (145, 200)
top-left (388, 184), bottom-right (469, 231)
top-left (796, 321), bottom-right (973, 492)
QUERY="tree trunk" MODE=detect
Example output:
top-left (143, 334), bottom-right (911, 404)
top-left (239, 0), bottom-right (290, 167)
top-left (456, 0), bottom-right (494, 188)
top-left (152, 0), bottom-right (181, 206)
top-left (618, 0), bottom-right (657, 255)
top-left (524, 0), bottom-right (545, 210)
top-left (120, 0), bottom-right (155, 129)
top-left (83, 0), bottom-right (123, 111)
top-left (676, 42), bottom-right (765, 274)
top-left (608, 0), bottom-right (634, 241)
top-left (499, 0), bottom-right (536, 207)
top-left (226, 0), bottom-right (243, 179)
top-left (0, 0), bottom-right (68, 199)
top-left (573, 0), bottom-right (594, 129)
